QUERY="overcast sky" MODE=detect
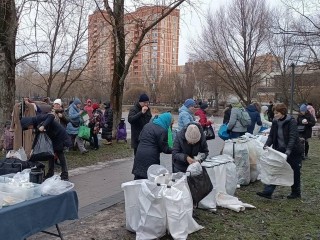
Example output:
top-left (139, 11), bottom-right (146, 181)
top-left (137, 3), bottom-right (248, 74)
top-left (178, 0), bottom-right (280, 65)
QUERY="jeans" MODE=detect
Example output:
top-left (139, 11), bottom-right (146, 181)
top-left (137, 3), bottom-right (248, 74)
top-left (48, 150), bottom-right (68, 175)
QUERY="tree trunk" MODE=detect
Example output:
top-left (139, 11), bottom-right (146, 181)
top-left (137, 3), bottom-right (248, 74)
top-left (110, 0), bottom-right (125, 138)
top-left (0, 0), bottom-right (17, 127)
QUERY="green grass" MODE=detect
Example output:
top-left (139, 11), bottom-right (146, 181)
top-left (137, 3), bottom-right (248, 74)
top-left (65, 139), bottom-right (133, 170)
top-left (159, 138), bottom-right (320, 240)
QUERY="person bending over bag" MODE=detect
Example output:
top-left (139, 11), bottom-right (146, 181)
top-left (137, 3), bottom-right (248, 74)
top-left (20, 114), bottom-right (72, 180)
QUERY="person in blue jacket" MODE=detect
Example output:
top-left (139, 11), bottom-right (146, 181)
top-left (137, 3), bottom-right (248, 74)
top-left (246, 102), bottom-right (262, 134)
top-left (177, 98), bottom-right (196, 131)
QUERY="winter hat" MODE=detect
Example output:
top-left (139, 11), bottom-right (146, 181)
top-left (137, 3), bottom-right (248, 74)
top-left (139, 94), bottom-right (149, 102)
top-left (53, 99), bottom-right (62, 106)
top-left (261, 106), bottom-right (268, 114)
top-left (300, 104), bottom-right (307, 112)
top-left (229, 96), bottom-right (239, 104)
top-left (184, 99), bottom-right (196, 108)
top-left (200, 102), bottom-right (208, 110)
top-left (185, 124), bottom-right (201, 144)
top-left (92, 103), bottom-right (99, 110)
top-left (20, 117), bottom-right (36, 130)
top-left (73, 98), bottom-right (81, 105)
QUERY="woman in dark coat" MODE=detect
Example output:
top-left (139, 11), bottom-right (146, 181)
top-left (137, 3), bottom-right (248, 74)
top-left (257, 103), bottom-right (303, 199)
top-left (101, 101), bottom-right (113, 145)
top-left (20, 114), bottom-right (72, 180)
top-left (296, 104), bottom-right (316, 159)
top-left (132, 112), bottom-right (173, 180)
top-left (172, 123), bottom-right (209, 173)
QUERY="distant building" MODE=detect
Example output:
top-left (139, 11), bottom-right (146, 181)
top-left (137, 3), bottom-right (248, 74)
top-left (87, 6), bottom-right (180, 91)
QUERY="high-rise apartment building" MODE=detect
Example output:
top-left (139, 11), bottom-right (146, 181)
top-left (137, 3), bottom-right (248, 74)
top-left (87, 6), bottom-right (180, 92)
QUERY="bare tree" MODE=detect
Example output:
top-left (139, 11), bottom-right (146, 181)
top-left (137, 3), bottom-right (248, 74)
top-left (16, 0), bottom-right (98, 98)
top-left (96, 0), bottom-right (193, 134)
top-left (189, 0), bottom-right (272, 105)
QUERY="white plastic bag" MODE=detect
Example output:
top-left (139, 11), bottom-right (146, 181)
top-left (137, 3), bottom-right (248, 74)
top-left (40, 175), bottom-right (74, 195)
top-left (186, 161), bottom-right (202, 176)
top-left (121, 179), bottom-right (148, 232)
top-left (17, 147), bottom-right (28, 161)
top-left (259, 148), bottom-right (293, 186)
top-left (147, 165), bottom-right (169, 182)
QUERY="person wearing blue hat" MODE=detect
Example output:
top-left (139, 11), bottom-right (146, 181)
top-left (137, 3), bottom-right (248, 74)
top-left (132, 112), bottom-right (173, 179)
top-left (296, 103), bottom-right (316, 159)
top-left (177, 98), bottom-right (196, 131)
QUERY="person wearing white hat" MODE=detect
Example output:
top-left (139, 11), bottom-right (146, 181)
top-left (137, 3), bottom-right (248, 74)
top-left (51, 99), bottom-right (69, 128)
top-left (172, 123), bottom-right (209, 173)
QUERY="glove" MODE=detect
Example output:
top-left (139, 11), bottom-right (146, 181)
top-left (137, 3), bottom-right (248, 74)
top-left (263, 145), bottom-right (268, 150)
top-left (227, 129), bottom-right (231, 134)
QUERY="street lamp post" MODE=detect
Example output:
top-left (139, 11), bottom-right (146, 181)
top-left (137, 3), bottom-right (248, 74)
top-left (290, 63), bottom-right (295, 115)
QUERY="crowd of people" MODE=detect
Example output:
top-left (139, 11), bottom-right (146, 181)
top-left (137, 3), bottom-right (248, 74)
top-left (130, 95), bottom-right (317, 201)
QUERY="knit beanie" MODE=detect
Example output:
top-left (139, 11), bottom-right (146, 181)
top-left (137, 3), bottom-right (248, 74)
top-left (261, 106), bottom-right (268, 114)
top-left (184, 99), bottom-right (195, 108)
top-left (53, 99), bottom-right (62, 106)
top-left (185, 124), bottom-right (201, 144)
top-left (200, 102), bottom-right (208, 110)
top-left (139, 94), bottom-right (149, 102)
top-left (300, 104), bottom-right (307, 112)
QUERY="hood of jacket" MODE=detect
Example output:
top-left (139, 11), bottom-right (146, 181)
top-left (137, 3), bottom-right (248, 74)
top-left (246, 104), bottom-right (258, 112)
top-left (153, 112), bottom-right (172, 130)
top-left (179, 105), bottom-right (192, 114)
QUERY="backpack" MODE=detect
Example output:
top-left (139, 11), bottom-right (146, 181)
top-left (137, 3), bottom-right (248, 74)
top-left (239, 108), bottom-right (251, 127)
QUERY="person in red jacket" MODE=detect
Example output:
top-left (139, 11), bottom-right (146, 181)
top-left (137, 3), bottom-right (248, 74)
top-left (195, 103), bottom-right (213, 128)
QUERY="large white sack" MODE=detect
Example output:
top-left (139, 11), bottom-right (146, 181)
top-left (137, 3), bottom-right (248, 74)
top-left (121, 179), bottom-right (148, 232)
top-left (246, 139), bottom-right (265, 182)
top-left (199, 155), bottom-right (237, 210)
top-left (216, 193), bottom-right (256, 212)
top-left (223, 141), bottom-right (250, 185)
top-left (171, 177), bottom-right (203, 234)
top-left (136, 181), bottom-right (167, 240)
top-left (163, 186), bottom-right (188, 240)
top-left (259, 148), bottom-right (293, 186)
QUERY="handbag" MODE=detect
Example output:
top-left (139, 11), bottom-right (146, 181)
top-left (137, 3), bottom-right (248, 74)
top-left (187, 166), bottom-right (213, 206)
top-left (29, 132), bottom-right (55, 162)
top-left (203, 125), bottom-right (215, 140)
top-left (218, 123), bottom-right (230, 140)
top-left (78, 125), bottom-right (91, 141)
top-left (297, 125), bottom-right (305, 133)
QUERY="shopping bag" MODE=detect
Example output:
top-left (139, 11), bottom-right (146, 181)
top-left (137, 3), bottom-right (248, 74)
top-left (187, 166), bottom-right (213, 206)
top-left (29, 132), bottom-right (55, 162)
top-left (203, 125), bottom-right (215, 140)
top-left (218, 123), bottom-right (230, 140)
top-left (78, 125), bottom-right (91, 141)
top-left (168, 127), bottom-right (173, 148)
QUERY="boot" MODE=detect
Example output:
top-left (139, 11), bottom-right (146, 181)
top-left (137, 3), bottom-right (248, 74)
top-left (60, 172), bottom-right (69, 181)
top-left (287, 186), bottom-right (301, 199)
top-left (256, 192), bottom-right (272, 199)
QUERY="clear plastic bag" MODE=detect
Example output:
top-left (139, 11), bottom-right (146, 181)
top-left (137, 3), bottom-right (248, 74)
top-left (40, 175), bottom-right (74, 195)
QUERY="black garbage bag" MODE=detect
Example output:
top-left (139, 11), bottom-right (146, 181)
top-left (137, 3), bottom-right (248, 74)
top-left (187, 166), bottom-right (213, 206)
top-left (29, 132), bottom-right (54, 162)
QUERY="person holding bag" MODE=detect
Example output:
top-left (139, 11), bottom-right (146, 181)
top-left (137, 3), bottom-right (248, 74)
top-left (195, 103), bottom-right (215, 140)
top-left (172, 123), bottom-right (209, 173)
top-left (257, 103), bottom-right (303, 199)
top-left (20, 113), bottom-right (72, 180)
top-left (296, 104), bottom-right (316, 159)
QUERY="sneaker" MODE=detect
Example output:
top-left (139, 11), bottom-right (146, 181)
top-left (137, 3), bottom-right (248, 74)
top-left (256, 192), bottom-right (272, 199)
top-left (81, 150), bottom-right (89, 154)
top-left (287, 193), bottom-right (301, 199)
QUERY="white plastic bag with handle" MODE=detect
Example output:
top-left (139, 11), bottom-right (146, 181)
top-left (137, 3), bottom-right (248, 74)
top-left (40, 175), bottom-right (74, 195)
